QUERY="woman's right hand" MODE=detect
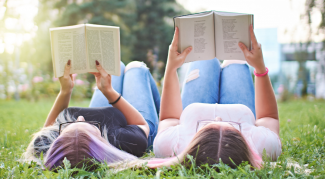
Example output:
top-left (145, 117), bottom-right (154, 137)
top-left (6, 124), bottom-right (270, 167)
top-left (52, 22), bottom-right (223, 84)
top-left (238, 25), bottom-right (266, 73)
top-left (166, 27), bottom-right (192, 71)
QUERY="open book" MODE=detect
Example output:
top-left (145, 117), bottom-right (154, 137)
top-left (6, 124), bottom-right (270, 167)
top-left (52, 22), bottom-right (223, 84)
top-left (50, 24), bottom-right (120, 78)
top-left (174, 11), bottom-right (253, 63)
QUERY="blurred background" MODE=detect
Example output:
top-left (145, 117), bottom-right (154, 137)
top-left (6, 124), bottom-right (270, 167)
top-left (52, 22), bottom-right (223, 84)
top-left (0, 0), bottom-right (324, 101)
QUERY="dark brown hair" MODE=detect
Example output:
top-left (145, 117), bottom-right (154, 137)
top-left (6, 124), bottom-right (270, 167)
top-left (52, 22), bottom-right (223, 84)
top-left (181, 125), bottom-right (255, 168)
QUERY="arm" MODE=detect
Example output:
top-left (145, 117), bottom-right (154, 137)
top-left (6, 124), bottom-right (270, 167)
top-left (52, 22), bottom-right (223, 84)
top-left (158, 27), bottom-right (192, 133)
top-left (238, 25), bottom-right (279, 135)
top-left (90, 61), bottom-right (150, 137)
top-left (44, 60), bottom-right (74, 127)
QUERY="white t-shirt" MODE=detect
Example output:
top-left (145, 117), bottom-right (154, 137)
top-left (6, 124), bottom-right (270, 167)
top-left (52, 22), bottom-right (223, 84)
top-left (153, 103), bottom-right (282, 161)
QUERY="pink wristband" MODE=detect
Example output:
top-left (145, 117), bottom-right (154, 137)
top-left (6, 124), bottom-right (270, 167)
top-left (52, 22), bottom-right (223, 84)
top-left (254, 67), bottom-right (268, 77)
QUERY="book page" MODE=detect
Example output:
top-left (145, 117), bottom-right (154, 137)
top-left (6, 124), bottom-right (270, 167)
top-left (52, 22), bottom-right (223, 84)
top-left (50, 24), bottom-right (87, 77)
top-left (85, 24), bottom-right (120, 76)
top-left (176, 12), bottom-right (215, 63)
top-left (214, 13), bottom-right (252, 60)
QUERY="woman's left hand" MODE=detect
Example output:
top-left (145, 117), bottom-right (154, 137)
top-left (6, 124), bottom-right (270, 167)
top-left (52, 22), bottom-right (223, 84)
top-left (59, 60), bottom-right (74, 93)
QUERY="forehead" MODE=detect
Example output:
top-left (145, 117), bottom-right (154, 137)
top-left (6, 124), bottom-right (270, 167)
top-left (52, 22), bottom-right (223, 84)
top-left (64, 122), bottom-right (93, 128)
top-left (61, 122), bottom-right (98, 134)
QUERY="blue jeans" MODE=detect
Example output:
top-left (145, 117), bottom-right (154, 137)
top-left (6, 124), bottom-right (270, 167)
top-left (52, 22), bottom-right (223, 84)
top-left (181, 58), bottom-right (256, 117)
top-left (89, 61), bottom-right (160, 148)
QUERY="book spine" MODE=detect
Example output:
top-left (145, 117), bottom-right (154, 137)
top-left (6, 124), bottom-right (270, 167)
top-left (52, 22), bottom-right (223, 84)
top-left (251, 15), bottom-right (254, 50)
top-left (175, 18), bottom-right (182, 53)
top-left (49, 30), bottom-right (57, 78)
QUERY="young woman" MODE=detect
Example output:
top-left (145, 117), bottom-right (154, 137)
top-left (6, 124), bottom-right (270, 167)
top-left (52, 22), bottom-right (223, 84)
top-left (150, 25), bottom-right (281, 169)
top-left (23, 60), bottom-right (160, 170)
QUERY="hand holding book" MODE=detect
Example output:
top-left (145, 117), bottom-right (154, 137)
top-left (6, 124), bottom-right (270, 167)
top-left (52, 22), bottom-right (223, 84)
top-left (174, 11), bottom-right (253, 63)
top-left (89, 60), bottom-right (119, 103)
top-left (50, 24), bottom-right (121, 78)
top-left (167, 27), bottom-right (192, 71)
top-left (238, 25), bottom-right (266, 74)
top-left (59, 60), bottom-right (74, 94)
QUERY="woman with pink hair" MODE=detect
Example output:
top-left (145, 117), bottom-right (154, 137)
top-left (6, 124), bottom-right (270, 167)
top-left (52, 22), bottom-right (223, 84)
top-left (23, 60), bottom-right (160, 170)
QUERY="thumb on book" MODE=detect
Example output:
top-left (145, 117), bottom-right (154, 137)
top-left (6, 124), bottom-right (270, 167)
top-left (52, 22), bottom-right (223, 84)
top-left (238, 42), bottom-right (249, 55)
top-left (63, 60), bottom-right (71, 77)
top-left (180, 46), bottom-right (192, 58)
top-left (95, 60), bottom-right (108, 77)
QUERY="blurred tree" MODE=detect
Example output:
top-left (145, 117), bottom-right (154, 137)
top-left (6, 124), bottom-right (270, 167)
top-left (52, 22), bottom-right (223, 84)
top-left (304, 0), bottom-right (325, 97)
top-left (53, 0), bottom-right (137, 64)
top-left (0, 0), bottom-right (9, 99)
top-left (0, 0), bottom-right (39, 100)
top-left (30, 0), bottom-right (56, 73)
top-left (132, 0), bottom-right (188, 79)
top-left (14, 0), bottom-right (189, 99)
top-left (49, 0), bottom-right (188, 80)
top-left (293, 44), bottom-right (309, 96)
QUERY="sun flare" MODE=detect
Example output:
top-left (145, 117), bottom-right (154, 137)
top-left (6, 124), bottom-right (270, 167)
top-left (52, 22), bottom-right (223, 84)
top-left (0, 0), bottom-right (39, 53)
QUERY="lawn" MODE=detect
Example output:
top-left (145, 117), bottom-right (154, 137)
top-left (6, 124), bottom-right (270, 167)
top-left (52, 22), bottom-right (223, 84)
top-left (0, 99), bottom-right (325, 178)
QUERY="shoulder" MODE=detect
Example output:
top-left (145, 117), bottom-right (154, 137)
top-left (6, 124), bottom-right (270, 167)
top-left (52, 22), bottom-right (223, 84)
top-left (255, 117), bottom-right (279, 136)
top-left (248, 125), bottom-right (282, 161)
top-left (114, 125), bottom-right (148, 157)
top-left (153, 125), bottom-right (180, 157)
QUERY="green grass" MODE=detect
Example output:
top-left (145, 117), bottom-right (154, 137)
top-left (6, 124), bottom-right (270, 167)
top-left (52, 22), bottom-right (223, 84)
top-left (0, 99), bottom-right (325, 178)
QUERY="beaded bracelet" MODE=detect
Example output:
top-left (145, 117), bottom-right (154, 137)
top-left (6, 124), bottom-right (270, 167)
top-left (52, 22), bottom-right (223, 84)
top-left (254, 67), bottom-right (269, 77)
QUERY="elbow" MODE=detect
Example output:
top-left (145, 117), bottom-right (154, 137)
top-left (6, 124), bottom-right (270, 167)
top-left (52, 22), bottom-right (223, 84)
top-left (160, 116), bottom-right (180, 121)
top-left (257, 110), bottom-right (279, 120)
top-left (269, 112), bottom-right (279, 120)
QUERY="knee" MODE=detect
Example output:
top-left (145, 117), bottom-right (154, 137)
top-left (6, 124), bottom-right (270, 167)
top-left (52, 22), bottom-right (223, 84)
top-left (185, 69), bottom-right (200, 83)
top-left (120, 61), bottom-right (126, 68)
top-left (221, 60), bottom-right (247, 68)
top-left (125, 61), bottom-right (148, 73)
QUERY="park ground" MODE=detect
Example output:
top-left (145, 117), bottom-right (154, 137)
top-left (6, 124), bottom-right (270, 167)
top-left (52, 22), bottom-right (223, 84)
top-left (0, 99), bottom-right (325, 178)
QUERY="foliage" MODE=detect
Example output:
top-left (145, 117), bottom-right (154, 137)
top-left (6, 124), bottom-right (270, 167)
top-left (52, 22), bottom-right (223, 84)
top-left (1, 99), bottom-right (325, 178)
top-left (305, 0), bottom-right (325, 36)
top-left (47, 0), bottom-right (188, 77)
top-left (0, 0), bottom-right (189, 100)
top-left (18, 74), bottom-right (90, 101)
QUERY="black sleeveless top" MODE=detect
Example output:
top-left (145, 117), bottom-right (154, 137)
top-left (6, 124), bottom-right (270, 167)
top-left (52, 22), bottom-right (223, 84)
top-left (35, 107), bottom-right (148, 157)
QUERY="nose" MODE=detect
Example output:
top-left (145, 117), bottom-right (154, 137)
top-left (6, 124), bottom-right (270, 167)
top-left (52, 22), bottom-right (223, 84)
top-left (77, 116), bottom-right (85, 121)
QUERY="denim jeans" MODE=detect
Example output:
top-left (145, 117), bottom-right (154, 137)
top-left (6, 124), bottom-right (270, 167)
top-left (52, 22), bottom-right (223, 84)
top-left (181, 58), bottom-right (256, 117)
top-left (89, 61), bottom-right (160, 149)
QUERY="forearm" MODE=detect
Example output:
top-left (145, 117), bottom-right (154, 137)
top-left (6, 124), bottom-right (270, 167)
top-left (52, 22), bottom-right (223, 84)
top-left (44, 91), bottom-right (72, 127)
top-left (104, 90), bottom-right (147, 126)
top-left (159, 65), bottom-right (183, 121)
top-left (255, 68), bottom-right (279, 120)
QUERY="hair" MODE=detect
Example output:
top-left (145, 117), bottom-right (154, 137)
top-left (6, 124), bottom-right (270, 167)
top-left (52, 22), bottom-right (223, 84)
top-left (181, 125), bottom-right (256, 169)
top-left (44, 128), bottom-right (137, 170)
top-left (22, 109), bottom-right (136, 170)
